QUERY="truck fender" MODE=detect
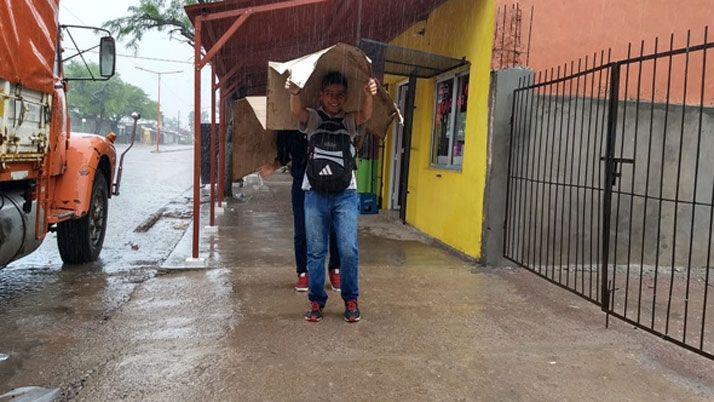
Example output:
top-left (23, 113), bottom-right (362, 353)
top-left (52, 134), bottom-right (117, 218)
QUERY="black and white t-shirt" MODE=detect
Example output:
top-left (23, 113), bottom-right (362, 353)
top-left (299, 107), bottom-right (361, 191)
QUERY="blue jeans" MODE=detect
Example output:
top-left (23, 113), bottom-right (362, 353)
top-left (291, 178), bottom-right (339, 275)
top-left (305, 190), bottom-right (359, 306)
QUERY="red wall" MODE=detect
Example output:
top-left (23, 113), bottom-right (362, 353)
top-left (496, 0), bottom-right (714, 105)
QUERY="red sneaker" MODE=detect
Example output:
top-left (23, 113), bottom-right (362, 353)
top-left (344, 300), bottom-right (361, 323)
top-left (329, 269), bottom-right (340, 292)
top-left (304, 302), bottom-right (323, 322)
top-left (295, 273), bottom-right (308, 292)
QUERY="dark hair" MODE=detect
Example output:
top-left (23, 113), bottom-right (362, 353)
top-left (321, 71), bottom-right (348, 91)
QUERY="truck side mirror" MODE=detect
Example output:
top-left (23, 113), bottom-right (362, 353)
top-left (99, 36), bottom-right (116, 78)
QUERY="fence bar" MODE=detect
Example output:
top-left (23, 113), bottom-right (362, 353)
top-left (624, 40), bottom-right (645, 318)
top-left (682, 26), bottom-right (714, 349)
top-left (521, 74), bottom-right (537, 264)
top-left (576, 56), bottom-right (589, 294)
top-left (546, 65), bottom-right (562, 279)
top-left (637, 37), bottom-right (659, 323)
top-left (526, 71), bottom-right (543, 269)
top-left (602, 62), bottom-right (621, 311)
top-left (665, 31), bottom-right (691, 335)
top-left (651, 34), bottom-right (675, 330)
top-left (611, 44), bottom-right (632, 314)
top-left (558, 61), bottom-right (574, 284)
top-left (566, 58), bottom-right (582, 288)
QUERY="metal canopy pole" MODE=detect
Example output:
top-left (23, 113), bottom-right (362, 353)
top-left (190, 0), bottom-right (331, 257)
top-left (192, 18), bottom-right (203, 259)
top-left (218, 84), bottom-right (226, 206)
top-left (398, 71), bottom-right (417, 224)
top-left (214, 74), bottom-right (236, 205)
top-left (210, 68), bottom-right (217, 226)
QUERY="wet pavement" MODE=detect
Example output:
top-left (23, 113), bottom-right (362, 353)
top-left (0, 144), bottom-right (194, 398)
top-left (1, 167), bottom-right (713, 400)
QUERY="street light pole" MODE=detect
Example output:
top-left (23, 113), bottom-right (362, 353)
top-left (135, 67), bottom-right (182, 152)
top-left (157, 73), bottom-right (161, 152)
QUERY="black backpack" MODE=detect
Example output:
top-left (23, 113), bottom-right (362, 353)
top-left (306, 111), bottom-right (356, 193)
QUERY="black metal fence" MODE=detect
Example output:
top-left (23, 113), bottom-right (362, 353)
top-left (504, 27), bottom-right (713, 360)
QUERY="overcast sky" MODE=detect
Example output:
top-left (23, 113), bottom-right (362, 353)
top-left (60, 0), bottom-right (213, 127)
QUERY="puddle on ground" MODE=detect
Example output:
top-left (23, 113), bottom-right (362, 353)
top-left (0, 386), bottom-right (60, 402)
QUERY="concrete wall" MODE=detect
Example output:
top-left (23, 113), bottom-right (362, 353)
top-left (482, 68), bottom-right (531, 266)
top-left (507, 91), bottom-right (714, 269)
top-left (381, 0), bottom-right (496, 259)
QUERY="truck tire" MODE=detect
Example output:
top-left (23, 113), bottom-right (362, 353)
top-left (57, 173), bottom-right (109, 264)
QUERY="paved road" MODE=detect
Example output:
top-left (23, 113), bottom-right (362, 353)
top-left (7, 144), bottom-right (194, 273)
top-left (0, 144), bottom-right (194, 396)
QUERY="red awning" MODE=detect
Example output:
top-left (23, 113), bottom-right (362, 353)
top-left (185, 0), bottom-right (449, 95)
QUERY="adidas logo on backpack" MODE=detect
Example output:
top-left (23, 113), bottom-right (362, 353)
top-left (306, 110), bottom-right (355, 193)
top-left (318, 165), bottom-right (333, 176)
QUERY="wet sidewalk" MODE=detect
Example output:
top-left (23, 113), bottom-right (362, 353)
top-left (94, 173), bottom-right (714, 400)
top-left (2, 173), bottom-right (711, 400)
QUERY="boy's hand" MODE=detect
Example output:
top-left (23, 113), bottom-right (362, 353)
top-left (285, 80), bottom-right (301, 96)
top-left (364, 78), bottom-right (378, 96)
top-left (257, 162), bottom-right (277, 178)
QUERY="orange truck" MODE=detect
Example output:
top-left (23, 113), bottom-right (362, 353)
top-left (0, 1), bottom-right (137, 267)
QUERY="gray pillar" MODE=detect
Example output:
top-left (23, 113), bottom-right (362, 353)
top-left (482, 68), bottom-right (532, 266)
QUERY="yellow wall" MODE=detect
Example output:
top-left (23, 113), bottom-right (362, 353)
top-left (381, 0), bottom-right (495, 258)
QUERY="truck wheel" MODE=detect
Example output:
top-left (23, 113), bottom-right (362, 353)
top-left (57, 173), bottom-right (109, 264)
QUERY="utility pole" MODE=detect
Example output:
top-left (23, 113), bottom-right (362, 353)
top-left (135, 67), bottom-right (182, 152)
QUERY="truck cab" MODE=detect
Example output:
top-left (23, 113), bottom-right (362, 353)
top-left (0, 0), bottom-right (132, 267)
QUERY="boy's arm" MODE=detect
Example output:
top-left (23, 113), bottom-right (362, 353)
top-left (356, 78), bottom-right (378, 126)
top-left (258, 132), bottom-right (289, 178)
top-left (286, 80), bottom-right (310, 124)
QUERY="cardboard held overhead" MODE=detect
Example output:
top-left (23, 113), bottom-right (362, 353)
top-left (0, 0), bottom-right (60, 93)
top-left (232, 97), bottom-right (277, 181)
top-left (266, 43), bottom-right (402, 137)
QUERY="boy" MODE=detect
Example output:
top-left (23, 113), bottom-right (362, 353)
top-left (258, 131), bottom-right (341, 292)
top-left (286, 71), bottom-right (378, 323)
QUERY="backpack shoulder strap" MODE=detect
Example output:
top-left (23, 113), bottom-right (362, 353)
top-left (316, 109), bottom-right (332, 121)
top-left (316, 109), bottom-right (346, 124)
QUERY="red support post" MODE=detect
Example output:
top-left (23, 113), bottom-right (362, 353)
top-left (202, 0), bottom-right (327, 23)
top-left (199, 12), bottom-right (251, 69)
top-left (215, 63), bottom-right (241, 90)
top-left (210, 69), bottom-right (217, 227)
top-left (223, 79), bottom-right (241, 100)
top-left (192, 18), bottom-right (203, 259)
top-left (218, 85), bottom-right (226, 206)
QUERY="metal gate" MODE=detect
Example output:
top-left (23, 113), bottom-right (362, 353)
top-left (504, 28), bottom-right (713, 360)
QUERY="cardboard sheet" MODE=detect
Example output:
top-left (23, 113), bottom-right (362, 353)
top-left (232, 97), bottom-right (277, 181)
top-left (266, 43), bottom-right (402, 137)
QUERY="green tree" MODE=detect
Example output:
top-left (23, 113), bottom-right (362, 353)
top-left (65, 61), bottom-right (158, 134)
top-left (103, 0), bottom-right (218, 50)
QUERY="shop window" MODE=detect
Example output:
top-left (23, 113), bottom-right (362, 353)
top-left (431, 69), bottom-right (469, 169)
